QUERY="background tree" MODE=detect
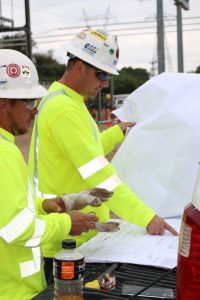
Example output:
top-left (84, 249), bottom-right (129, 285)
top-left (113, 67), bottom-right (150, 94)
top-left (195, 66), bottom-right (200, 73)
top-left (102, 66), bottom-right (150, 96)
top-left (33, 51), bottom-right (66, 83)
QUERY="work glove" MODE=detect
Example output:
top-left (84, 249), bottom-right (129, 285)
top-left (61, 188), bottom-right (113, 212)
top-left (88, 212), bottom-right (120, 233)
top-left (94, 221), bottom-right (120, 232)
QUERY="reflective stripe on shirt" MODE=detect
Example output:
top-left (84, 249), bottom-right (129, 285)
top-left (78, 155), bottom-right (109, 179)
top-left (0, 208), bottom-right (34, 243)
top-left (25, 218), bottom-right (46, 247)
top-left (0, 133), bottom-right (45, 278)
top-left (33, 89), bottom-right (67, 196)
top-left (97, 174), bottom-right (121, 191)
top-left (20, 247), bottom-right (41, 278)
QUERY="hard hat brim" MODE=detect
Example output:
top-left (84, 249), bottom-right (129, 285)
top-left (0, 84), bottom-right (48, 99)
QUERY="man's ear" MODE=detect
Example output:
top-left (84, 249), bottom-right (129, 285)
top-left (74, 60), bottom-right (85, 75)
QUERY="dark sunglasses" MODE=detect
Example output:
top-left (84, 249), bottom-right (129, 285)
top-left (95, 70), bottom-right (112, 81)
top-left (82, 60), bottom-right (112, 81)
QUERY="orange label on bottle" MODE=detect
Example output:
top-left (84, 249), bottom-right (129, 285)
top-left (61, 261), bottom-right (74, 279)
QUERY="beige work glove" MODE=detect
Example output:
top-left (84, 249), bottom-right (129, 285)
top-left (61, 188), bottom-right (113, 212)
top-left (94, 221), bottom-right (120, 232)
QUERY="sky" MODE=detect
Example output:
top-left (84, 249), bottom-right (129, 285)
top-left (1, 0), bottom-right (200, 74)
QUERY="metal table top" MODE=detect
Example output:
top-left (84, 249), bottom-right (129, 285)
top-left (32, 263), bottom-right (176, 300)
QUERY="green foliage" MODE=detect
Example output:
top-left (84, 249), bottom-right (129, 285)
top-left (33, 51), bottom-right (66, 82)
top-left (102, 66), bottom-right (149, 95)
top-left (114, 67), bottom-right (150, 94)
top-left (195, 66), bottom-right (200, 73)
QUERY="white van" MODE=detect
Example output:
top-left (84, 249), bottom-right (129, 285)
top-left (113, 94), bottom-right (129, 109)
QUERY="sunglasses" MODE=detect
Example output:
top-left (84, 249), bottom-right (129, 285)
top-left (95, 70), bottom-right (112, 81)
top-left (21, 99), bottom-right (38, 110)
top-left (82, 60), bottom-right (112, 81)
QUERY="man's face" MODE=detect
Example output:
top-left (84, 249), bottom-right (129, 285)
top-left (7, 99), bottom-right (38, 136)
top-left (80, 62), bottom-right (111, 98)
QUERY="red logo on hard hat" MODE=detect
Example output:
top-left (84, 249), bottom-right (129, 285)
top-left (116, 48), bottom-right (119, 59)
top-left (6, 64), bottom-right (21, 78)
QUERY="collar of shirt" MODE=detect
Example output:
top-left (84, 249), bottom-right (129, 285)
top-left (0, 127), bottom-right (14, 144)
top-left (49, 81), bottom-right (84, 104)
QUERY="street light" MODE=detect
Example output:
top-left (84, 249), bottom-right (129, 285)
top-left (174, 0), bottom-right (190, 10)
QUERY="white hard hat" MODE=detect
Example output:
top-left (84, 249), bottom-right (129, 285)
top-left (61, 28), bottom-right (119, 75)
top-left (0, 49), bottom-right (48, 99)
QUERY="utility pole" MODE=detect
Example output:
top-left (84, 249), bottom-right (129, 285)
top-left (176, 4), bottom-right (184, 72)
top-left (25, 0), bottom-right (32, 59)
top-left (156, 0), bottom-right (165, 74)
top-left (173, 0), bottom-right (190, 72)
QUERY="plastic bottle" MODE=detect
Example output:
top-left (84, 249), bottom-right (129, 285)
top-left (53, 239), bottom-right (85, 300)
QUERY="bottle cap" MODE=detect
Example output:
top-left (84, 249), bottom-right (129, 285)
top-left (62, 239), bottom-right (76, 249)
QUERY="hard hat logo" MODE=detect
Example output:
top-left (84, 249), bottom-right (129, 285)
top-left (116, 48), bottom-right (119, 59)
top-left (0, 80), bottom-right (7, 89)
top-left (83, 43), bottom-right (98, 56)
top-left (90, 30), bottom-right (108, 42)
top-left (6, 64), bottom-right (21, 78)
top-left (22, 65), bottom-right (31, 78)
top-left (61, 28), bottom-right (119, 75)
top-left (77, 31), bottom-right (87, 40)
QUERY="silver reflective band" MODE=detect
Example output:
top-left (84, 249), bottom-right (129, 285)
top-left (42, 193), bottom-right (57, 199)
top-left (20, 247), bottom-right (41, 278)
top-left (78, 155), bottom-right (109, 179)
top-left (0, 208), bottom-right (34, 243)
top-left (97, 174), bottom-right (121, 191)
top-left (0, 132), bottom-right (43, 277)
top-left (25, 218), bottom-right (46, 247)
top-left (33, 89), bottom-right (68, 193)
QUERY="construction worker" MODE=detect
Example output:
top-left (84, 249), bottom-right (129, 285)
top-left (28, 28), bottom-right (178, 284)
top-left (0, 49), bottom-right (105, 300)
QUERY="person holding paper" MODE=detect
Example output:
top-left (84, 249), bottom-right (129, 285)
top-left (28, 28), bottom-right (178, 284)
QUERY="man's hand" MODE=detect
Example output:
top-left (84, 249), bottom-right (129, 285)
top-left (42, 198), bottom-right (65, 213)
top-left (61, 188), bottom-right (113, 212)
top-left (146, 215), bottom-right (179, 236)
top-left (68, 211), bottom-right (99, 235)
top-left (118, 122), bottom-right (136, 134)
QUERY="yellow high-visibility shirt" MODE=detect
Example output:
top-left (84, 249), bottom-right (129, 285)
top-left (0, 127), bottom-right (71, 300)
top-left (28, 81), bottom-right (155, 257)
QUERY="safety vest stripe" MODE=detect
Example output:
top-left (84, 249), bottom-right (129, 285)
top-left (0, 208), bottom-right (34, 243)
top-left (78, 155), bottom-right (109, 179)
top-left (20, 247), bottom-right (41, 278)
top-left (0, 132), bottom-right (43, 278)
top-left (25, 218), bottom-right (46, 247)
top-left (42, 193), bottom-right (57, 199)
top-left (33, 89), bottom-right (68, 193)
top-left (97, 174), bottom-right (121, 191)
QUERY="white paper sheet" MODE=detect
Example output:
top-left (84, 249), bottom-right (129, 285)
top-left (78, 218), bottom-right (181, 269)
top-left (112, 72), bottom-right (200, 217)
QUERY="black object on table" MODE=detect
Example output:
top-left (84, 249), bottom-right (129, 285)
top-left (32, 263), bottom-right (176, 300)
